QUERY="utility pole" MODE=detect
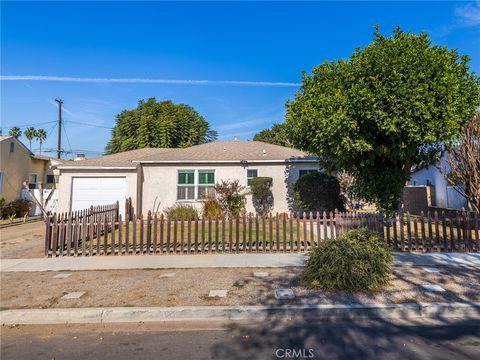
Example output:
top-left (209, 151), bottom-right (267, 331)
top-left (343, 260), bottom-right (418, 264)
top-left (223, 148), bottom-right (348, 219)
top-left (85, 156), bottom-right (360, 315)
top-left (55, 98), bottom-right (63, 159)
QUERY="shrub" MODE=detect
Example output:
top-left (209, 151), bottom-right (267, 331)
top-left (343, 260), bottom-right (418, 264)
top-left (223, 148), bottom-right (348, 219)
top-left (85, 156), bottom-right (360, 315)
top-left (294, 172), bottom-right (345, 212)
top-left (165, 204), bottom-right (198, 220)
top-left (214, 179), bottom-right (247, 217)
top-left (202, 196), bottom-right (223, 218)
top-left (1, 199), bottom-right (33, 219)
top-left (250, 177), bottom-right (273, 216)
top-left (303, 228), bottom-right (392, 292)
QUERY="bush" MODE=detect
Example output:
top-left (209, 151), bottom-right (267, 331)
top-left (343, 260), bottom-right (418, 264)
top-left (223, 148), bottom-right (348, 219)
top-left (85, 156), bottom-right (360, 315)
top-left (165, 204), bottom-right (198, 220)
top-left (202, 196), bottom-right (223, 218)
top-left (303, 228), bottom-right (392, 292)
top-left (1, 199), bottom-right (33, 219)
top-left (294, 172), bottom-right (345, 212)
top-left (250, 177), bottom-right (273, 216)
top-left (214, 179), bottom-right (246, 217)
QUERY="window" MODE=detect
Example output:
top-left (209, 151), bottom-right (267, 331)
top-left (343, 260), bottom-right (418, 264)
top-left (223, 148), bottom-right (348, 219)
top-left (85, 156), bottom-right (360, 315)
top-left (28, 174), bottom-right (38, 189)
top-left (299, 169), bottom-right (318, 178)
top-left (177, 170), bottom-right (195, 200)
top-left (247, 169), bottom-right (258, 186)
top-left (198, 170), bottom-right (215, 199)
top-left (9, 142), bottom-right (14, 153)
top-left (46, 175), bottom-right (55, 184)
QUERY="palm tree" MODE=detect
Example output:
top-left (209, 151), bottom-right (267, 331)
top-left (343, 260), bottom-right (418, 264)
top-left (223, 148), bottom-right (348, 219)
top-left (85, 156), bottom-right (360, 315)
top-left (24, 127), bottom-right (37, 151)
top-left (36, 128), bottom-right (47, 154)
top-left (8, 126), bottom-right (22, 138)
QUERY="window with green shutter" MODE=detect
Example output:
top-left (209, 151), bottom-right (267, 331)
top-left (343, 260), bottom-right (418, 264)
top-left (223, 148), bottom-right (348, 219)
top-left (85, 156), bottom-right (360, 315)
top-left (198, 170), bottom-right (215, 199)
top-left (177, 170), bottom-right (195, 200)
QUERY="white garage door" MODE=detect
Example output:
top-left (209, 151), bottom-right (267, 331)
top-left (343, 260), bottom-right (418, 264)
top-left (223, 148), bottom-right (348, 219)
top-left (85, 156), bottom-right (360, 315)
top-left (71, 177), bottom-right (126, 216)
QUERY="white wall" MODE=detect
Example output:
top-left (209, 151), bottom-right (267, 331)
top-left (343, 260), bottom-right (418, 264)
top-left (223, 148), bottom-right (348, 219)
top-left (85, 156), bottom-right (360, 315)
top-left (141, 162), bottom-right (319, 214)
top-left (409, 160), bottom-right (467, 209)
top-left (57, 169), bottom-right (137, 213)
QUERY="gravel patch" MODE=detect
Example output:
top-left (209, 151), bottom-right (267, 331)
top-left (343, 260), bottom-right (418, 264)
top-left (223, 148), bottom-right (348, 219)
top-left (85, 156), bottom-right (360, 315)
top-left (1, 265), bottom-right (479, 310)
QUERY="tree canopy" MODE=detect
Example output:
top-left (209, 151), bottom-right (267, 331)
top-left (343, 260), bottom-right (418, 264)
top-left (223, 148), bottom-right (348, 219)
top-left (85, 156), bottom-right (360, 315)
top-left (253, 123), bottom-right (291, 147)
top-left (286, 26), bottom-right (480, 211)
top-left (105, 98), bottom-right (217, 154)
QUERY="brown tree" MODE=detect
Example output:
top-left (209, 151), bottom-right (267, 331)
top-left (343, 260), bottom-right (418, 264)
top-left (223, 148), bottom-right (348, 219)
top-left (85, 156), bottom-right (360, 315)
top-left (439, 113), bottom-right (480, 212)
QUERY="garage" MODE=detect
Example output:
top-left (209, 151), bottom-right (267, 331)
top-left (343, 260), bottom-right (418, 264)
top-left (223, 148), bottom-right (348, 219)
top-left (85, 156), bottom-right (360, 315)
top-left (71, 177), bottom-right (126, 216)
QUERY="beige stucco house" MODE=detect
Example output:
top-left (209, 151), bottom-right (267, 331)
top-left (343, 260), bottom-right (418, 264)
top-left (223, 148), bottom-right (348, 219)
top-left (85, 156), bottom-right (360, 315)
top-left (0, 136), bottom-right (62, 202)
top-left (56, 141), bottom-right (319, 216)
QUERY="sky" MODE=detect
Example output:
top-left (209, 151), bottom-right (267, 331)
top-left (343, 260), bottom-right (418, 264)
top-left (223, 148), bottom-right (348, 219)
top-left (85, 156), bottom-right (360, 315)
top-left (1, 1), bottom-right (479, 158)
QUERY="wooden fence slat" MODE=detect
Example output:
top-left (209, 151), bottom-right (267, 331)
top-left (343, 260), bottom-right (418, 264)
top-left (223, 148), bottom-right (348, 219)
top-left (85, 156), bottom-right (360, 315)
top-left (243, 215), bottom-right (247, 253)
top-left (208, 217), bottom-right (212, 253)
top-left (236, 217), bottom-right (240, 254)
top-left (166, 217), bottom-right (171, 254)
top-left (229, 217), bottom-right (233, 253)
top-left (181, 216), bottom-right (185, 254)
top-left (269, 213), bottom-right (273, 252)
top-left (147, 212), bottom-right (152, 254)
top-left (406, 212), bottom-right (412, 252)
top-left (221, 216), bottom-right (226, 253)
top-left (399, 212), bottom-right (405, 252)
top-left (215, 216), bottom-right (219, 253)
top-left (194, 216), bottom-right (198, 254)
top-left (118, 215), bottom-right (123, 255)
top-left (153, 214), bottom-right (158, 254)
top-left (89, 214), bottom-right (94, 256)
top-left (434, 211), bottom-right (440, 252)
top-left (132, 216), bottom-right (137, 254)
top-left (160, 214), bottom-right (164, 254)
top-left (475, 212), bottom-right (479, 252)
top-left (125, 213), bottom-right (130, 255)
top-left (296, 213), bottom-right (301, 253)
top-left (255, 215), bottom-right (259, 253)
top-left (187, 217), bottom-right (191, 254)
top-left (302, 212), bottom-right (307, 252)
top-left (441, 211), bottom-right (447, 252)
top-left (103, 216), bottom-right (108, 255)
top-left (111, 218), bottom-right (116, 255)
top-left (81, 211), bottom-right (87, 256)
top-left (201, 217), bottom-right (205, 254)
top-left (140, 214), bottom-right (145, 254)
top-left (262, 216), bottom-right (266, 253)
top-left (173, 216), bottom-right (178, 254)
top-left (58, 214), bottom-right (65, 257)
top-left (413, 218), bottom-right (419, 251)
top-left (456, 211), bottom-right (462, 251)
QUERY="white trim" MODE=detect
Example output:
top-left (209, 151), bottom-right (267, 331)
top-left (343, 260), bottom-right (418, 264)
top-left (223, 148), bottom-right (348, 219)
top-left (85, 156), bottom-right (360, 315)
top-left (57, 166), bottom-right (137, 170)
top-left (134, 159), bottom-right (318, 164)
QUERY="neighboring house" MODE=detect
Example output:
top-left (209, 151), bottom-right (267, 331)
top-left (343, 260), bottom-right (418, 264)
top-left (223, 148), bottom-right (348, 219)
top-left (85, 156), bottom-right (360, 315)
top-left (56, 141), bottom-right (319, 216)
top-left (0, 136), bottom-right (63, 203)
top-left (408, 155), bottom-right (468, 210)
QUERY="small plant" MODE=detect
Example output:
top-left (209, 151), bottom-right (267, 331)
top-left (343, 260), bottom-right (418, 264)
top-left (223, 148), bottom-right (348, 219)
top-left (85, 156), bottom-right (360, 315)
top-left (1, 199), bottom-right (33, 219)
top-left (303, 228), bottom-right (392, 292)
top-left (214, 179), bottom-right (247, 217)
top-left (202, 196), bottom-right (223, 218)
top-left (7, 213), bottom-right (15, 224)
top-left (250, 177), bottom-right (273, 216)
top-left (164, 204), bottom-right (198, 220)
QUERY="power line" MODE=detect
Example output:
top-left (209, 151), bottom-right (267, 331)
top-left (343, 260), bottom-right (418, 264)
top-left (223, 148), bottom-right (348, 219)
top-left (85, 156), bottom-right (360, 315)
top-left (66, 120), bottom-right (111, 129)
top-left (0, 121), bottom-right (57, 130)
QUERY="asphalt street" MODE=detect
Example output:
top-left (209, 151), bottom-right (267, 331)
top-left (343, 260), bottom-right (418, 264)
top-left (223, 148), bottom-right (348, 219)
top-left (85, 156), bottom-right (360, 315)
top-left (2, 318), bottom-right (479, 360)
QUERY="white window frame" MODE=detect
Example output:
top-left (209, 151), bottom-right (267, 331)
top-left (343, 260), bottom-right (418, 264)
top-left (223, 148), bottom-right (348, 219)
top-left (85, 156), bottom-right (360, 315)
top-left (246, 169), bottom-right (258, 186)
top-left (28, 174), bottom-right (38, 189)
top-left (299, 168), bottom-right (319, 178)
top-left (177, 169), bottom-right (216, 201)
top-left (197, 169), bottom-right (216, 200)
top-left (177, 170), bottom-right (195, 201)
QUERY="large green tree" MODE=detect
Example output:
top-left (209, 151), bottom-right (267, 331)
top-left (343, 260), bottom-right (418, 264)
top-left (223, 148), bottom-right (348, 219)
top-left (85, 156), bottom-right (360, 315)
top-left (253, 123), bottom-right (291, 147)
top-left (105, 98), bottom-right (217, 154)
top-left (286, 27), bottom-right (480, 211)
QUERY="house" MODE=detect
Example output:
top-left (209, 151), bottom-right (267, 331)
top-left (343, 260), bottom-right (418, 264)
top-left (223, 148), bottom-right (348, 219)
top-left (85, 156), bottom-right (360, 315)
top-left (0, 136), bottom-right (63, 204)
top-left (56, 141), bottom-right (319, 216)
top-left (407, 155), bottom-right (468, 210)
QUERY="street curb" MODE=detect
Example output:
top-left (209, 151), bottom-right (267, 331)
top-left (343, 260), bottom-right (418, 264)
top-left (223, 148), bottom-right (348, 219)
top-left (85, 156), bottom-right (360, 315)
top-left (2, 302), bottom-right (479, 325)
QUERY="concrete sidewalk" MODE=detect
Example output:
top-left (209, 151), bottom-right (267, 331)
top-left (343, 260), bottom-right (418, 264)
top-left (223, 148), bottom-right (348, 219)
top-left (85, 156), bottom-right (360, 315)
top-left (2, 302), bottom-right (479, 325)
top-left (1, 253), bottom-right (479, 272)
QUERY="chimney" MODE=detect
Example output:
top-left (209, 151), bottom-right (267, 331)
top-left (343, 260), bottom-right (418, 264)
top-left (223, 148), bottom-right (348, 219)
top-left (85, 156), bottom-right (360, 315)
top-left (74, 153), bottom-right (86, 161)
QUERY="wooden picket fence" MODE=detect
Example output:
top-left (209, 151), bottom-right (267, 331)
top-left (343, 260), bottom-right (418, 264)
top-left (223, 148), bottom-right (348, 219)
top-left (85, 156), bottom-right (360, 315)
top-left (44, 205), bottom-right (479, 257)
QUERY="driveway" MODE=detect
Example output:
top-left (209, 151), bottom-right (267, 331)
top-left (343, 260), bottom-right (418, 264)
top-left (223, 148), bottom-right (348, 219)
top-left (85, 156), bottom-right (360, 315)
top-left (0, 221), bottom-right (45, 259)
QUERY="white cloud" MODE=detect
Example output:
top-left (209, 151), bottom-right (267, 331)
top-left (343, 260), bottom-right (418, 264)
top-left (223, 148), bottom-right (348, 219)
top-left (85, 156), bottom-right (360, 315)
top-left (454, 1), bottom-right (480, 27)
top-left (1, 75), bottom-right (300, 87)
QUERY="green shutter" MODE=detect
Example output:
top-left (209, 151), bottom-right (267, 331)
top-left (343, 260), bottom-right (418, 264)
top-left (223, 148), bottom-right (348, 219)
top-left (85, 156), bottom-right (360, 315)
top-left (199, 171), bottom-right (214, 184)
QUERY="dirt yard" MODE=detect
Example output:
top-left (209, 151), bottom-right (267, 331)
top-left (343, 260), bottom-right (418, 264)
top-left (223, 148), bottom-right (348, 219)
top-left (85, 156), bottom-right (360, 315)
top-left (0, 221), bottom-right (45, 259)
top-left (1, 265), bottom-right (478, 310)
